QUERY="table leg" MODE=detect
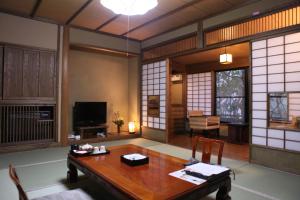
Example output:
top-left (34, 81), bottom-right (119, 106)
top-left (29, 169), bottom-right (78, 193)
top-left (216, 177), bottom-right (231, 200)
top-left (67, 161), bottom-right (78, 183)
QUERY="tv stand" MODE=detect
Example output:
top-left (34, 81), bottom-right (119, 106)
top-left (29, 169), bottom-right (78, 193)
top-left (76, 124), bottom-right (108, 139)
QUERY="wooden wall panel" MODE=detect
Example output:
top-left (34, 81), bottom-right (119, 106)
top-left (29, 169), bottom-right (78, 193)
top-left (143, 35), bottom-right (198, 61)
top-left (205, 6), bottom-right (300, 46)
top-left (23, 50), bottom-right (39, 97)
top-left (3, 46), bottom-right (23, 99)
top-left (39, 52), bottom-right (56, 98)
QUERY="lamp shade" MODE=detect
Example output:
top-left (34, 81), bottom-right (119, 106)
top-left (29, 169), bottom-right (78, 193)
top-left (100, 0), bottom-right (158, 15)
top-left (128, 121), bottom-right (135, 133)
top-left (219, 53), bottom-right (233, 64)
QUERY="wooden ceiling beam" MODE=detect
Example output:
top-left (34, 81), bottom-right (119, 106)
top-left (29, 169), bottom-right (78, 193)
top-left (30, 0), bottom-right (42, 18)
top-left (121, 0), bottom-right (203, 36)
top-left (65, 0), bottom-right (93, 25)
top-left (95, 15), bottom-right (121, 31)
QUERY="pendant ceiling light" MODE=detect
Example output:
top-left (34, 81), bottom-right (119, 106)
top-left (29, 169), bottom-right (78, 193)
top-left (219, 47), bottom-right (233, 64)
top-left (100, 0), bottom-right (158, 16)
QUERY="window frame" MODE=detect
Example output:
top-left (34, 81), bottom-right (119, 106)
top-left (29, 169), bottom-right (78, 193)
top-left (214, 68), bottom-right (248, 123)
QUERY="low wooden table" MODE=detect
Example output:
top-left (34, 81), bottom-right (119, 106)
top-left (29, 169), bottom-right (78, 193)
top-left (67, 144), bottom-right (231, 200)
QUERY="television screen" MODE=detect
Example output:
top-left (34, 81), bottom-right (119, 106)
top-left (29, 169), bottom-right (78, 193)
top-left (74, 102), bottom-right (107, 127)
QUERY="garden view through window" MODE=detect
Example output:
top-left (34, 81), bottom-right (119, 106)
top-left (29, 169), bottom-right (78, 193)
top-left (216, 69), bottom-right (246, 123)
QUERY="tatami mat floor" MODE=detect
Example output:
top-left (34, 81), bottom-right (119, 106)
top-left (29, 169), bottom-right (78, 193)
top-left (0, 138), bottom-right (299, 200)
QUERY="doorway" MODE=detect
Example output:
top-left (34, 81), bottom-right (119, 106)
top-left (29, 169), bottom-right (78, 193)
top-left (168, 42), bottom-right (250, 161)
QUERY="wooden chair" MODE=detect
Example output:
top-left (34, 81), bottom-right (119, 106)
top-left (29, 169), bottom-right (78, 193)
top-left (9, 164), bottom-right (94, 200)
top-left (192, 136), bottom-right (224, 165)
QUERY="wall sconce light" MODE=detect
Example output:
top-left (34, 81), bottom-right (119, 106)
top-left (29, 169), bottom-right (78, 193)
top-left (128, 121), bottom-right (136, 134)
top-left (219, 47), bottom-right (233, 64)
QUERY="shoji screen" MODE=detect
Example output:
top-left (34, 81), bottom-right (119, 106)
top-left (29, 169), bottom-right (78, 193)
top-left (187, 72), bottom-right (212, 115)
top-left (251, 32), bottom-right (300, 152)
top-left (142, 60), bottom-right (167, 130)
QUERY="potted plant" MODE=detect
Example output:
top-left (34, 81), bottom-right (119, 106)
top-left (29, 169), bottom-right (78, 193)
top-left (112, 112), bottom-right (124, 133)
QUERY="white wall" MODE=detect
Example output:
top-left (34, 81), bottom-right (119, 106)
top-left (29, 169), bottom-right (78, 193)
top-left (0, 13), bottom-right (58, 50)
top-left (69, 50), bottom-right (140, 133)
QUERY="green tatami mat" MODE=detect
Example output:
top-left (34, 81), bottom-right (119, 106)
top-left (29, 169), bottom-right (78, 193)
top-left (0, 138), bottom-right (159, 169)
top-left (0, 169), bottom-right (19, 200)
top-left (16, 160), bottom-right (70, 191)
top-left (233, 164), bottom-right (300, 200)
top-left (0, 147), bottom-right (69, 169)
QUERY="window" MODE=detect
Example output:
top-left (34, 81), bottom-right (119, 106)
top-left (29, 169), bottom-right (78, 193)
top-left (216, 69), bottom-right (246, 123)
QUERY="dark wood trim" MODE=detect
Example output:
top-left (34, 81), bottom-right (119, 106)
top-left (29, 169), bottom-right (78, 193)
top-left (197, 21), bottom-right (204, 49)
top-left (166, 58), bottom-right (171, 143)
top-left (30, 0), bottom-right (42, 18)
top-left (95, 15), bottom-right (121, 31)
top-left (65, 0), bottom-right (93, 25)
top-left (56, 25), bottom-right (61, 143)
top-left (70, 25), bottom-right (141, 43)
top-left (204, 1), bottom-right (300, 33)
top-left (121, 0), bottom-right (204, 36)
top-left (138, 54), bottom-right (143, 135)
top-left (60, 26), bottom-right (70, 146)
top-left (0, 42), bottom-right (56, 53)
top-left (70, 43), bottom-right (139, 57)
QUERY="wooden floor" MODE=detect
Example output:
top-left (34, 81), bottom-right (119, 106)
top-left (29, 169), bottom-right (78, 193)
top-left (169, 134), bottom-right (249, 161)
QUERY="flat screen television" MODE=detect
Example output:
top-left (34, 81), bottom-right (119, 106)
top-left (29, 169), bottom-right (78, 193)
top-left (73, 102), bottom-right (107, 127)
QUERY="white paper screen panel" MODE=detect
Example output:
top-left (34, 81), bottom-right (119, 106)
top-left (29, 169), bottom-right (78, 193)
top-left (252, 136), bottom-right (266, 145)
top-left (251, 31), bottom-right (300, 152)
top-left (141, 60), bottom-right (167, 130)
top-left (268, 139), bottom-right (284, 148)
top-left (187, 72), bottom-right (212, 115)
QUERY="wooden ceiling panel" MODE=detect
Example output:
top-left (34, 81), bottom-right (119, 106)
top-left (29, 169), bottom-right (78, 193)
top-left (36, 0), bottom-right (88, 24)
top-left (99, 0), bottom-right (188, 35)
top-left (174, 42), bottom-right (249, 64)
top-left (192, 0), bottom-right (232, 15)
top-left (0, 0), bottom-right (35, 16)
top-left (99, 14), bottom-right (153, 35)
top-left (225, 0), bottom-right (249, 5)
top-left (127, 14), bottom-right (188, 40)
top-left (171, 6), bottom-right (206, 23)
top-left (71, 0), bottom-right (116, 29)
top-left (156, 0), bottom-right (187, 13)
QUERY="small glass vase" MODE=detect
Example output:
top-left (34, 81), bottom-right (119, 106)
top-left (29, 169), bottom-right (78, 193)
top-left (117, 125), bottom-right (121, 133)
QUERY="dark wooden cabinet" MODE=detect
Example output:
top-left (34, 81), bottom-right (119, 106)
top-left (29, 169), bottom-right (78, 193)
top-left (39, 51), bottom-right (56, 98)
top-left (1, 45), bottom-right (56, 100)
top-left (0, 46), bottom-right (3, 98)
top-left (23, 50), bottom-right (40, 97)
top-left (3, 46), bottom-right (23, 99)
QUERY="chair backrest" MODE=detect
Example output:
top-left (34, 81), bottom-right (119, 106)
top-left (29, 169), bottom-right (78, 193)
top-left (188, 110), bottom-right (203, 118)
top-left (192, 136), bottom-right (224, 165)
top-left (9, 164), bottom-right (28, 200)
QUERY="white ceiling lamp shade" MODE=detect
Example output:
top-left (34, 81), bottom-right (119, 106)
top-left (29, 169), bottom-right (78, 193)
top-left (219, 53), bottom-right (233, 64)
top-left (100, 0), bottom-right (158, 16)
top-left (219, 46), bottom-right (233, 64)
